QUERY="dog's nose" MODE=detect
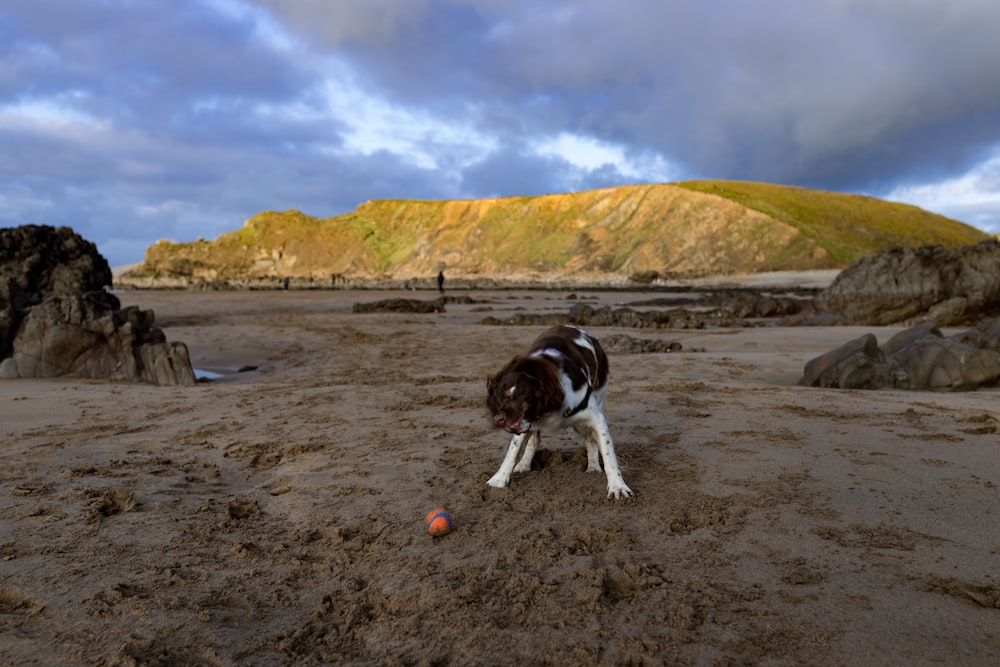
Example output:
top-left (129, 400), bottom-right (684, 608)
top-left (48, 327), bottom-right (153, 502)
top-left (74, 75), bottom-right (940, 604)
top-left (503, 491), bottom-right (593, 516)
top-left (494, 413), bottom-right (506, 427)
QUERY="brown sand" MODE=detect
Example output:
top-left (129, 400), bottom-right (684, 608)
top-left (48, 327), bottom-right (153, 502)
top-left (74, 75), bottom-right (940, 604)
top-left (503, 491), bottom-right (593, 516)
top-left (2, 288), bottom-right (999, 665)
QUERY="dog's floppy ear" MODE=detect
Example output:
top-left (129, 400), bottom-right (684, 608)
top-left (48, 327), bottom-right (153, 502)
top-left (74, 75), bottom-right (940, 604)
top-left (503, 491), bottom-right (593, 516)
top-left (486, 375), bottom-right (497, 392)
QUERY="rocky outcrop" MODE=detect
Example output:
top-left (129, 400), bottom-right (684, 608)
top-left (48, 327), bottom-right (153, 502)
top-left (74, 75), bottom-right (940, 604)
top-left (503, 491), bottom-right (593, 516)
top-left (352, 297), bottom-right (447, 314)
top-left (0, 224), bottom-right (112, 301)
top-left (350, 295), bottom-right (477, 314)
top-left (799, 320), bottom-right (1000, 391)
top-left (0, 225), bottom-right (195, 385)
top-left (0, 293), bottom-right (195, 385)
top-left (814, 241), bottom-right (1000, 326)
top-left (798, 333), bottom-right (891, 389)
top-left (480, 290), bottom-right (809, 329)
top-left (1, 224), bottom-right (112, 355)
top-left (601, 334), bottom-right (684, 354)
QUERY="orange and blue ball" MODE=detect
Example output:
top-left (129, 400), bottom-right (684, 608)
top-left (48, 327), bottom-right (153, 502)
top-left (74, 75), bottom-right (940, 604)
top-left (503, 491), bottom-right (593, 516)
top-left (425, 508), bottom-right (451, 536)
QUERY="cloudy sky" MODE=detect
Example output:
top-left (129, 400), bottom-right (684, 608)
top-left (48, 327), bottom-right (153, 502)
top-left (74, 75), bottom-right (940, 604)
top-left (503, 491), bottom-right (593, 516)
top-left (3, 0), bottom-right (1000, 267)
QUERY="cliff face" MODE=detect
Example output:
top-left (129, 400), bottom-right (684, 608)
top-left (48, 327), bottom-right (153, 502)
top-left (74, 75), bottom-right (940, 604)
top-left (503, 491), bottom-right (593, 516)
top-left (126, 182), bottom-right (988, 286)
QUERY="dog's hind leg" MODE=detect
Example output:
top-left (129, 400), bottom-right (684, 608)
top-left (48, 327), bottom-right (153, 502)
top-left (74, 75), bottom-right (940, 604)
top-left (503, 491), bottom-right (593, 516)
top-left (588, 412), bottom-right (633, 499)
top-left (574, 424), bottom-right (603, 473)
top-left (487, 432), bottom-right (529, 488)
top-left (513, 431), bottom-right (540, 474)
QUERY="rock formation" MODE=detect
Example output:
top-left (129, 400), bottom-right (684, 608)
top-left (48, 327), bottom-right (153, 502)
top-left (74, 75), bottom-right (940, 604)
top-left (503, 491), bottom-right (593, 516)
top-left (601, 334), bottom-right (684, 354)
top-left (352, 297), bottom-right (447, 314)
top-left (478, 290), bottom-right (808, 329)
top-left (0, 225), bottom-right (195, 385)
top-left (799, 320), bottom-right (1000, 391)
top-left (814, 241), bottom-right (1000, 326)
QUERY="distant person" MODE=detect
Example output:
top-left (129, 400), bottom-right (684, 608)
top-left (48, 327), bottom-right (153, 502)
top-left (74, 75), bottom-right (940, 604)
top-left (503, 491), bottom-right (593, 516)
top-left (437, 270), bottom-right (445, 294)
top-left (283, 276), bottom-right (289, 291)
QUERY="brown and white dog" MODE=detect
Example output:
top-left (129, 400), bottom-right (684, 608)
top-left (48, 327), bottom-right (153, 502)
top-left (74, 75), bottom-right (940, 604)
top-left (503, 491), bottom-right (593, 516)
top-left (486, 325), bottom-right (633, 499)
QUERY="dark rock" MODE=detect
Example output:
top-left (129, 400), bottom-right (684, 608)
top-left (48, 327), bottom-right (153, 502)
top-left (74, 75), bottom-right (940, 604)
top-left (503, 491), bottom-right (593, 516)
top-left (481, 289), bottom-right (814, 330)
top-left (0, 224), bottom-right (112, 305)
top-left (482, 303), bottom-right (735, 329)
top-left (481, 312), bottom-right (567, 327)
top-left (815, 240), bottom-right (1000, 325)
top-left (949, 318), bottom-right (1000, 352)
top-left (923, 297), bottom-right (969, 326)
top-left (890, 337), bottom-right (1000, 391)
top-left (441, 295), bottom-right (475, 305)
top-left (2, 225), bottom-right (113, 359)
top-left (352, 297), bottom-right (446, 313)
top-left (799, 313), bottom-right (848, 327)
top-left (705, 292), bottom-right (803, 318)
top-left (629, 270), bottom-right (661, 284)
top-left (0, 293), bottom-right (196, 386)
top-left (626, 296), bottom-right (701, 308)
top-left (881, 322), bottom-right (942, 357)
top-left (798, 333), bottom-right (890, 389)
top-left (601, 334), bottom-right (683, 354)
top-left (567, 303), bottom-right (730, 329)
top-left (0, 225), bottom-right (195, 385)
top-left (800, 318), bottom-right (1000, 391)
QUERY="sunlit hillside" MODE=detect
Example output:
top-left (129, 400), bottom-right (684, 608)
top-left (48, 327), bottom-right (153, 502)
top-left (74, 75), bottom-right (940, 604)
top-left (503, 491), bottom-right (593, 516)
top-left (127, 181), bottom-right (987, 286)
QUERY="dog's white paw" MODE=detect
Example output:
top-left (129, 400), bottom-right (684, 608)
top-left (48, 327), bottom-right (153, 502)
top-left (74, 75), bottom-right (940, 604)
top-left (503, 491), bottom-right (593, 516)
top-left (486, 474), bottom-right (508, 489)
top-left (607, 482), bottom-right (633, 500)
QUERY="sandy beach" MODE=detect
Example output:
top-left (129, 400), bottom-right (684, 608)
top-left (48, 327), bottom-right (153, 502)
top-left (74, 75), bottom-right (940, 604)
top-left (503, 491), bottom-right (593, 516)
top-left (2, 288), bottom-right (999, 665)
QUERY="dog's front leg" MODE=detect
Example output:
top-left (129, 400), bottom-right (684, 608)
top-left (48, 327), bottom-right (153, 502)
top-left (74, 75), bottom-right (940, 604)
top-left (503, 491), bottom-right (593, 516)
top-left (589, 413), bottom-right (633, 499)
top-left (513, 431), bottom-right (540, 474)
top-left (487, 432), bottom-right (528, 488)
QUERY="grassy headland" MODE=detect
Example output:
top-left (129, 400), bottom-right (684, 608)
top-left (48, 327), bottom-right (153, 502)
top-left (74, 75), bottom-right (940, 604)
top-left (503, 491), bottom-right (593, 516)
top-left (126, 181), bottom-right (987, 287)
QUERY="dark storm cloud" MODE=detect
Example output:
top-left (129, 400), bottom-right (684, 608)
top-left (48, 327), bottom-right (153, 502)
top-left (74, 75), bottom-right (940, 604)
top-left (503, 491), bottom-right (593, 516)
top-left (260, 0), bottom-right (1000, 191)
top-left (2, 7), bottom-right (280, 137)
top-left (0, 1), bottom-right (349, 263)
top-left (2, 0), bottom-right (999, 266)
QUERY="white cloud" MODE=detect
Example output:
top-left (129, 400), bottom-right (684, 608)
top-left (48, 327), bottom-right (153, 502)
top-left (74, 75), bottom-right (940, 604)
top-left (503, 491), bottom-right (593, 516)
top-left (885, 148), bottom-right (1000, 233)
top-left (536, 132), bottom-right (678, 183)
top-left (316, 77), bottom-right (497, 170)
top-left (135, 199), bottom-right (187, 218)
top-left (0, 94), bottom-right (106, 132)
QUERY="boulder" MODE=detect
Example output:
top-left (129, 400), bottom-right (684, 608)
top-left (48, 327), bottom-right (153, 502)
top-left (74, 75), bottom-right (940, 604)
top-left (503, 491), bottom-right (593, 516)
top-left (0, 224), bottom-right (112, 304)
top-left (0, 225), bottom-right (195, 385)
top-left (881, 322), bottom-right (942, 357)
top-left (798, 333), bottom-right (890, 389)
top-left (2, 225), bottom-right (113, 358)
top-left (799, 318), bottom-right (1000, 391)
top-left (815, 240), bottom-right (1000, 325)
top-left (890, 337), bottom-right (1000, 391)
top-left (950, 318), bottom-right (1000, 352)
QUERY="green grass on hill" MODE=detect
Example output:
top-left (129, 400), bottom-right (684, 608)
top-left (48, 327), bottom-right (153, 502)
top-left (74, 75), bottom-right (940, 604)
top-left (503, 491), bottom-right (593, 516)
top-left (675, 180), bottom-right (986, 264)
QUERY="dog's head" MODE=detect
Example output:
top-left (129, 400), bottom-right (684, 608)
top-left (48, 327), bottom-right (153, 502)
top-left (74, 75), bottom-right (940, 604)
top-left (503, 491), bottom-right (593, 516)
top-left (486, 358), bottom-right (562, 434)
top-left (486, 371), bottom-right (534, 434)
